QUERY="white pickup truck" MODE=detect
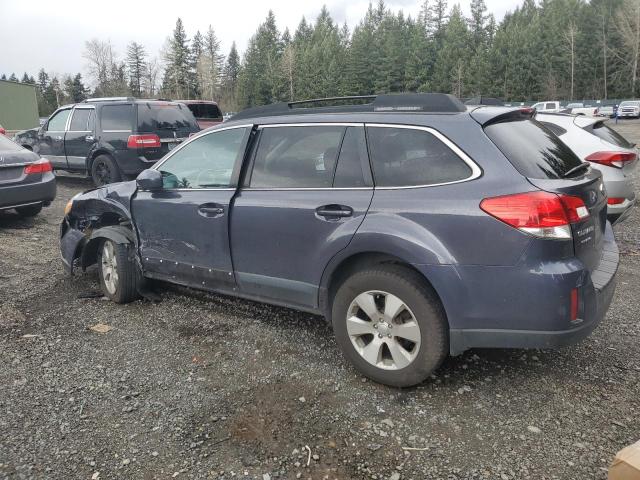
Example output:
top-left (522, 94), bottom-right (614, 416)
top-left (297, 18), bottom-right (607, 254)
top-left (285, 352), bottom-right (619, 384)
top-left (531, 101), bottom-right (563, 113)
top-left (532, 101), bottom-right (599, 116)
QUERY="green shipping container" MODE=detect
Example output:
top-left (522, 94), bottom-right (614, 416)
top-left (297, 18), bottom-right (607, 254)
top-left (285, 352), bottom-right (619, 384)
top-left (0, 80), bottom-right (39, 131)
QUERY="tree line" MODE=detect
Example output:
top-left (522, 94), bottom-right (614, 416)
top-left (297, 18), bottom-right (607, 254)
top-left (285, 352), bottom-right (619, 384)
top-left (4, 0), bottom-right (640, 116)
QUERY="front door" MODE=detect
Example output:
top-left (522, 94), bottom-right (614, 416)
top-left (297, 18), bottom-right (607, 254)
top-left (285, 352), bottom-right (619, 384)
top-left (64, 106), bottom-right (96, 172)
top-left (38, 108), bottom-right (71, 169)
top-left (231, 124), bottom-right (374, 309)
top-left (132, 126), bottom-right (251, 290)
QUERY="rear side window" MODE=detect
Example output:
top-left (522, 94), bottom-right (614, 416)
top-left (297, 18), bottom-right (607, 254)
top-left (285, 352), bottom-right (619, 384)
top-left (101, 105), bottom-right (132, 131)
top-left (539, 121), bottom-right (567, 137)
top-left (545, 103), bottom-right (556, 109)
top-left (186, 103), bottom-right (222, 120)
top-left (485, 119), bottom-right (582, 179)
top-left (366, 126), bottom-right (472, 187)
top-left (137, 104), bottom-right (199, 132)
top-left (250, 126), bottom-right (344, 188)
top-left (588, 122), bottom-right (635, 148)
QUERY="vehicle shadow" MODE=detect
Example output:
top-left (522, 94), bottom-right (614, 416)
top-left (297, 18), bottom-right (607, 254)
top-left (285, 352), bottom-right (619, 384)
top-left (0, 210), bottom-right (39, 229)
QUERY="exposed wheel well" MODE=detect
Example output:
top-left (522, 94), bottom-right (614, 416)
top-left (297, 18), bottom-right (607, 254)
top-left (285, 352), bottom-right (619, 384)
top-left (79, 215), bottom-right (134, 269)
top-left (87, 151), bottom-right (113, 170)
top-left (325, 252), bottom-right (447, 323)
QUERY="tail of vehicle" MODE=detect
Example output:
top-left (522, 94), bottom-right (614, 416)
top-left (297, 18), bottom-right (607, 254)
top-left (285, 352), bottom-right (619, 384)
top-left (476, 108), bottom-right (608, 274)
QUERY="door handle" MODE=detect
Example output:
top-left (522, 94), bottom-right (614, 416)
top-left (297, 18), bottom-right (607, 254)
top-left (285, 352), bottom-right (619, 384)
top-left (85, 135), bottom-right (95, 142)
top-left (198, 203), bottom-right (225, 217)
top-left (316, 204), bottom-right (353, 218)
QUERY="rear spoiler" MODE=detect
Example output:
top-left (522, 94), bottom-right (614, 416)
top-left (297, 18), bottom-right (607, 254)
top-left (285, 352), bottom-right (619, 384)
top-left (469, 106), bottom-right (535, 126)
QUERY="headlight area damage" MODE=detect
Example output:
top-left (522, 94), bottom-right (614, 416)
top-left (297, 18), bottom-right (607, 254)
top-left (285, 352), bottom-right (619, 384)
top-left (60, 181), bottom-right (139, 275)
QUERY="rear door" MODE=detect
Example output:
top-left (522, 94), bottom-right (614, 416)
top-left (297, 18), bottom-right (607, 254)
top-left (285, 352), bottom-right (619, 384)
top-left (230, 124), bottom-right (374, 309)
top-left (64, 106), bottom-right (96, 171)
top-left (132, 125), bottom-right (251, 289)
top-left (37, 108), bottom-right (71, 168)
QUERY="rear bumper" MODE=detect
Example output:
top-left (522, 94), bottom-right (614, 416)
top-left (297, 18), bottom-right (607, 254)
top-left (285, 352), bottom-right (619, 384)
top-left (0, 172), bottom-right (56, 210)
top-left (416, 222), bottom-right (619, 356)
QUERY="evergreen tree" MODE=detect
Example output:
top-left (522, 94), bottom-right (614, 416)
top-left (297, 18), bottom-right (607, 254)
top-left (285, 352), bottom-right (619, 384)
top-left (199, 25), bottom-right (224, 100)
top-left (221, 42), bottom-right (241, 109)
top-left (64, 73), bottom-right (89, 102)
top-left (8, 73), bottom-right (18, 82)
top-left (126, 42), bottom-right (147, 97)
top-left (432, 5), bottom-right (471, 96)
top-left (163, 18), bottom-right (192, 98)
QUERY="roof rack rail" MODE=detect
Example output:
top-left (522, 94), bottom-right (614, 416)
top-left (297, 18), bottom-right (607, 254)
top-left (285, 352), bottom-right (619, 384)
top-left (231, 93), bottom-right (465, 121)
top-left (82, 97), bottom-right (135, 103)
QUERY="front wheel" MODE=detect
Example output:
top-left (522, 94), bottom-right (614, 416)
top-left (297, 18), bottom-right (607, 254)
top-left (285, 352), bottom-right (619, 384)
top-left (98, 239), bottom-right (140, 303)
top-left (91, 155), bottom-right (122, 187)
top-left (331, 265), bottom-right (448, 387)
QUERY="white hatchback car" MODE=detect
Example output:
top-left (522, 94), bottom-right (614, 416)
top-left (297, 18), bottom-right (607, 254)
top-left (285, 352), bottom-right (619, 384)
top-left (536, 113), bottom-right (637, 223)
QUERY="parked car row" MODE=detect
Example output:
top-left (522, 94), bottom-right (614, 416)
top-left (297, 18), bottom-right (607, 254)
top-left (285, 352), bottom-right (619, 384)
top-left (59, 93), bottom-right (622, 387)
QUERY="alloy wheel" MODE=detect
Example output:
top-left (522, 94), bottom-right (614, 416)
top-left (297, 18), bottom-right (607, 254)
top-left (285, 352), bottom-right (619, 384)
top-left (101, 241), bottom-right (119, 295)
top-left (346, 290), bottom-right (421, 370)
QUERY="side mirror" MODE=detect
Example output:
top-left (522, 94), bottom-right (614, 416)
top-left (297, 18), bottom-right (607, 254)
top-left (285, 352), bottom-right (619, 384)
top-left (136, 169), bottom-right (163, 191)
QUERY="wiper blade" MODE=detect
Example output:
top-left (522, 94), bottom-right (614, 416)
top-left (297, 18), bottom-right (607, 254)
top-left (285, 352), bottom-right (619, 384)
top-left (563, 162), bottom-right (590, 178)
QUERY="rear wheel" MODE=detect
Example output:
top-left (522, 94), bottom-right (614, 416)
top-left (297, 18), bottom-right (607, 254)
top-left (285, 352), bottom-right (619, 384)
top-left (15, 203), bottom-right (42, 217)
top-left (331, 265), bottom-right (448, 387)
top-left (91, 155), bottom-right (122, 187)
top-left (98, 239), bottom-right (140, 303)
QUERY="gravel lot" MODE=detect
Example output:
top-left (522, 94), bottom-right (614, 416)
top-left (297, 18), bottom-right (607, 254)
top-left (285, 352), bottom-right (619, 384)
top-left (1, 120), bottom-right (639, 480)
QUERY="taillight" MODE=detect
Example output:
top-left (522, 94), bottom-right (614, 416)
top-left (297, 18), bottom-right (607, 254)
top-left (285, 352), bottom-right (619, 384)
top-left (127, 134), bottom-right (161, 149)
top-left (0, 127), bottom-right (6, 135)
top-left (585, 151), bottom-right (636, 168)
top-left (24, 158), bottom-right (53, 175)
top-left (607, 197), bottom-right (625, 205)
top-left (480, 191), bottom-right (589, 239)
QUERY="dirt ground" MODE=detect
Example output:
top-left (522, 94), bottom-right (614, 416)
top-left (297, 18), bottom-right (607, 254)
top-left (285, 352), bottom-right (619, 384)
top-left (1, 120), bottom-right (640, 480)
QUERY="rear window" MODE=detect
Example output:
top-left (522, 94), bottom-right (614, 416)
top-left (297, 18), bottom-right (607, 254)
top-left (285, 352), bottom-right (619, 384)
top-left (366, 126), bottom-right (473, 187)
top-left (185, 103), bottom-right (222, 120)
top-left (0, 134), bottom-right (23, 152)
top-left (101, 105), bottom-right (132, 131)
top-left (588, 122), bottom-right (635, 148)
top-left (137, 104), bottom-right (199, 132)
top-left (485, 119), bottom-right (582, 179)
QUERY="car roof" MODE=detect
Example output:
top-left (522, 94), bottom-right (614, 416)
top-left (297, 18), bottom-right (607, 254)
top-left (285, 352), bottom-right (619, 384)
top-left (175, 99), bottom-right (219, 105)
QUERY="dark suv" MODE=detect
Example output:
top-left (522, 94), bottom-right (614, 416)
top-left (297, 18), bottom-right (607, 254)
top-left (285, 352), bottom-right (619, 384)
top-left (14, 98), bottom-right (200, 186)
top-left (59, 94), bottom-right (619, 387)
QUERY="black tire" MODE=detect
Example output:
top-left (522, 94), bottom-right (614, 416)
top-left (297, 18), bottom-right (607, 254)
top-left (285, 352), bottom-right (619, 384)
top-left (331, 265), bottom-right (448, 387)
top-left (91, 155), bottom-right (122, 187)
top-left (15, 203), bottom-right (42, 217)
top-left (97, 239), bottom-right (140, 304)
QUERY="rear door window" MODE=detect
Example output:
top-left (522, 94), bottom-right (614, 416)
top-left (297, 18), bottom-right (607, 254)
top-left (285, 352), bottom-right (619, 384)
top-left (100, 105), bottom-right (132, 131)
top-left (333, 127), bottom-right (370, 188)
top-left (249, 126), bottom-right (345, 188)
top-left (545, 103), bottom-right (556, 110)
top-left (366, 126), bottom-right (473, 187)
top-left (69, 109), bottom-right (94, 131)
top-left (485, 119), bottom-right (583, 179)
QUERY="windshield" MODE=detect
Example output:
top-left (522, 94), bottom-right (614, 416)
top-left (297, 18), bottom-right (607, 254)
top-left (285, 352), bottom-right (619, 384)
top-left (0, 134), bottom-right (24, 152)
top-left (137, 104), bottom-right (199, 132)
top-left (185, 103), bottom-right (222, 120)
top-left (485, 119), bottom-right (583, 179)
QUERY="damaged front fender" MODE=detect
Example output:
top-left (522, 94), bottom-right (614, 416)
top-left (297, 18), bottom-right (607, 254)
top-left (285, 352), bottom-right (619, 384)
top-left (59, 181), bottom-right (140, 274)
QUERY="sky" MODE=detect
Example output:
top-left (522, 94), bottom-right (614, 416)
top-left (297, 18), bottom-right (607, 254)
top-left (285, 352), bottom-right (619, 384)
top-left (0, 0), bottom-right (520, 83)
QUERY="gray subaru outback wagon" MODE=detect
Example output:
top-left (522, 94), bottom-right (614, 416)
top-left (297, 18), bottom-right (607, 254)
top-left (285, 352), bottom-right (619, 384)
top-left (60, 94), bottom-right (618, 387)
